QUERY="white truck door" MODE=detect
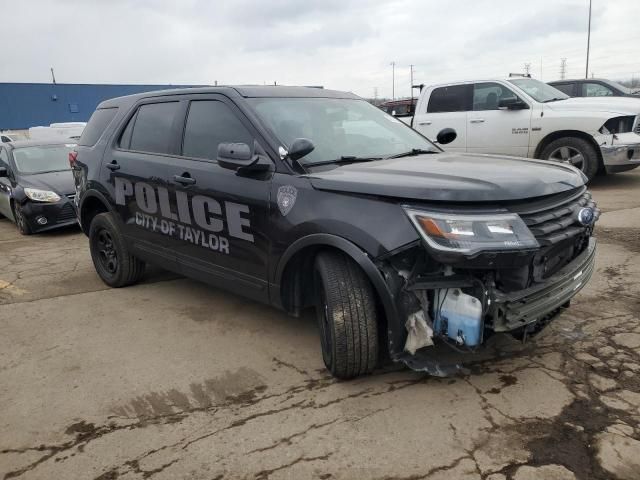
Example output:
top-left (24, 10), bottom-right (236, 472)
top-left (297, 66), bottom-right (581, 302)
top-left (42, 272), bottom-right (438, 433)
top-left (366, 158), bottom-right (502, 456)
top-left (413, 84), bottom-right (471, 153)
top-left (466, 82), bottom-right (532, 157)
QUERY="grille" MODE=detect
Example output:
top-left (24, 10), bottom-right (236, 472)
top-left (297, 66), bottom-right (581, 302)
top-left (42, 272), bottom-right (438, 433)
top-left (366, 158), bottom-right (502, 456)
top-left (635, 116), bottom-right (640, 134)
top-left (57, 203), bottom-right (77, 222)
top-left (518, 190), bottom-right (599, 247)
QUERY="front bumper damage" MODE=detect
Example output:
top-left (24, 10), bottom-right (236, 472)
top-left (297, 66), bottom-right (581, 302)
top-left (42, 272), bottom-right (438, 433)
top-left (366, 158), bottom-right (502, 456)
top-left (384, 237), bottom-right (596, 377)
top-left (596, 131), bottom-right (640, 173)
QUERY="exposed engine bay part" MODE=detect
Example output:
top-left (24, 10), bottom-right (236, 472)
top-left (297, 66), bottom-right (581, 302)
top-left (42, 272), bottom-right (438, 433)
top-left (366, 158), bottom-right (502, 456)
top-left (433, 288), bottom-right (483, 347)
top-left (404, 310), bottom-right (433, 355)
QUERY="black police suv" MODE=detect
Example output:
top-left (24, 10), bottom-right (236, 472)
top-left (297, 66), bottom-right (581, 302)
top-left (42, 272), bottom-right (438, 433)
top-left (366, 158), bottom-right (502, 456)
top-left (73, 86), bottom-right (599, 379)
top-left (0, 140), bottom-right (78, 235)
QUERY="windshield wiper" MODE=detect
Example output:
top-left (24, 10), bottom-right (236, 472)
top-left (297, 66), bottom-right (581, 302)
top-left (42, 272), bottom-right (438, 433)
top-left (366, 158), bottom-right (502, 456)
top-left (386, 148), bottom-right (436, 159)
top-left (308, 156), bottom-right (383, 167)
top-left (543, 97), bottom-right (565, 103)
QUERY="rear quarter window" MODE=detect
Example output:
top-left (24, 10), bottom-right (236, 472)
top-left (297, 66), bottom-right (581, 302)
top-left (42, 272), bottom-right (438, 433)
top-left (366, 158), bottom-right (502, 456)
top-left (427, 85), bottom-right (472, 113)
top-left (78, 107), bottom-right (118, 146)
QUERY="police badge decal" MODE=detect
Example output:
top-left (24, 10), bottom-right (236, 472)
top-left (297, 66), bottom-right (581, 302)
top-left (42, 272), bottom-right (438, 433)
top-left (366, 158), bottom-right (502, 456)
top-left (277, 185), bottom-right (297, 216)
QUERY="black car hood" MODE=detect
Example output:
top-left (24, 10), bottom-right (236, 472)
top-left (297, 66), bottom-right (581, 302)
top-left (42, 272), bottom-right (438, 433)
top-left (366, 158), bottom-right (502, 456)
top-left (19, 170), bottom-right (75, 196)
top-left (306, 153), bottom-right (586, 202)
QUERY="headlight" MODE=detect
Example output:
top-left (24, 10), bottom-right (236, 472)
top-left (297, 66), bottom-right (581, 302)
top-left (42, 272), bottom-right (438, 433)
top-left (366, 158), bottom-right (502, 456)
top-left (599, 116), bottom-right (636, 134)
top-left (24, 188), bottom-right (61, 203)
top-left (404, 208), bottom-right (539, 255)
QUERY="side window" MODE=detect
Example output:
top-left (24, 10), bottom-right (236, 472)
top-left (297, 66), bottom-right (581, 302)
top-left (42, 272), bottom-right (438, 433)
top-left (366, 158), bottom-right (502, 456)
top-left (128, 102), bottom-right (180, 154)
top-left (78, 107), bottom-right (118, 147)
top-left (552, 83), bottom-right (575, 96)
top-left (118, 111), bottom-right (137, 149)
top-left (472, 82), bottom-right (518, 111)
top-left (583, 82), bottom-right (614, 97)
top-left (427, 85), bottom-right (472, 113)
top-left (0, 148), bottom-right (9, 168)
top-left (182, 101), bottom-right (254, 160)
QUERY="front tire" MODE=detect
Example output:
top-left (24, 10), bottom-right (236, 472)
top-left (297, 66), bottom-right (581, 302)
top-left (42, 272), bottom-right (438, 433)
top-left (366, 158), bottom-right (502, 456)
top-left (89, 212), bottom-right (145, 287)
top-left (12, 202), bottom-right (31, 235)
top-left (540, 137), bottom-right (600, 181)
top-left (314, 251), bottom-right (379, 379)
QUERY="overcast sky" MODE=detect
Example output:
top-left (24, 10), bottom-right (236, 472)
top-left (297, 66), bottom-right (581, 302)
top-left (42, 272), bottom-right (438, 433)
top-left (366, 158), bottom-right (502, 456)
top-left (2, 0), bottom-right (639, 98)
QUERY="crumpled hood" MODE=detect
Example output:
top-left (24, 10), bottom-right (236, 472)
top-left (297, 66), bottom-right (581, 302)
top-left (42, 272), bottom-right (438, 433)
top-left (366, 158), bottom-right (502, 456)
top-left (19, 170), bottom-right (75, 196)
top-left (307, 153), bottom-right (586, 202)
top-left (545, 97), bottom-right (640, 115)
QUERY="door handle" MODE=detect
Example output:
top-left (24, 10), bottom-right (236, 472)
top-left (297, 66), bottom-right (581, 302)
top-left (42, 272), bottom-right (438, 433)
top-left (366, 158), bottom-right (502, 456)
top-left (106, 162), bottom-right (120, 171)
top-left (469, 118), bottom-right (485, 124)
top-left (418, 121), bottom-right (432, 126)
top-left (173, 174), bottom-right (196, 185)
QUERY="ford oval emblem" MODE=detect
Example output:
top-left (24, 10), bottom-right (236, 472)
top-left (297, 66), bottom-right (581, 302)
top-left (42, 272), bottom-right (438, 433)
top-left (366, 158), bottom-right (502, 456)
top-left (577, 207), bottom-right (595, 226)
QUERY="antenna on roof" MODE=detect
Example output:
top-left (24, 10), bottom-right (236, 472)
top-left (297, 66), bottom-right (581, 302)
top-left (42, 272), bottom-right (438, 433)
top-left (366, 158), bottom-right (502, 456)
top-left (50, 67), bottom-right (57, 84)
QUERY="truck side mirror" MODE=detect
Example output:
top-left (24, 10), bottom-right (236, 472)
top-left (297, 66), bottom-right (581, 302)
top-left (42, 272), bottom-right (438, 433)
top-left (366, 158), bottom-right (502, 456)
top-left (436, 128), bottom-right (457, 145)
top-left (498, 97), bottom-right (529, 110)
top-left (288, 138), bottom-right (315, 161)
top-left (0, 167), bottom-right (7, 178)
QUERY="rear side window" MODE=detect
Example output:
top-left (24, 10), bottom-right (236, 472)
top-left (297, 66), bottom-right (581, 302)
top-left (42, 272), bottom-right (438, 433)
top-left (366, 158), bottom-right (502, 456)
top-left (427, 85), bottom-right (472, 113)
top-left (128, 102), bottom-right (180, 154)
top-left (551, 83), bottom-right (575, 96)
top-left (78, 107), bottom-right (118, 146)
top-left (182, 101), bottom-right (253, 160)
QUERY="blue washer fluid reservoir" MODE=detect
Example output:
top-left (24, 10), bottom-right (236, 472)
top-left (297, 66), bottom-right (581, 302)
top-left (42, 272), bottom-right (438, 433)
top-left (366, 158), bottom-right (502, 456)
top-left (434, 288), bottom-right (483, 347)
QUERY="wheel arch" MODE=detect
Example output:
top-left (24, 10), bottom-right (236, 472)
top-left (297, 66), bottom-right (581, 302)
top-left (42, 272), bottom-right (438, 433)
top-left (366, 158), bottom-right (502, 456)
top-left (79, 191), bottom-right (112, 236)
top-left (533, 129), bottom-right (603, 163)
top-left (274, 233), bottom-right (398, 335)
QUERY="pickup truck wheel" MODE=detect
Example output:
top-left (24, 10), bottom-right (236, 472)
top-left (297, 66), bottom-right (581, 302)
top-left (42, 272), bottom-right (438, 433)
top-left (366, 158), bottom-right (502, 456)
top-left (314, 251), bottom-right (379, 379)
top-left (89, 212), bottom-right (145, 287)
top-left (540, 137), bottom-right (599, 180)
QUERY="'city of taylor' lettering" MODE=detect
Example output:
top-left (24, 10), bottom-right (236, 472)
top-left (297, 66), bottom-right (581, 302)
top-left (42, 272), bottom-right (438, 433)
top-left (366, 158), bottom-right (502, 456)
top-left (115, 177), bottom-right (254, 255)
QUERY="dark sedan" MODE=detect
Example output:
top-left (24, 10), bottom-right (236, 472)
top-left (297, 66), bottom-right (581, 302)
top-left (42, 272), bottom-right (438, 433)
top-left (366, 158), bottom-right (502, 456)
top-left (549, 78), bottom-right (640, 98)
top-left (0, 140), bottom-right (78, 235)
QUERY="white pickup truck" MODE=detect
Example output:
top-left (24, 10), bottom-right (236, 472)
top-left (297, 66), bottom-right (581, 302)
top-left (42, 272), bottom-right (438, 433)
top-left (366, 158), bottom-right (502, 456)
top-left (412, 77), bottom-right (640, 180)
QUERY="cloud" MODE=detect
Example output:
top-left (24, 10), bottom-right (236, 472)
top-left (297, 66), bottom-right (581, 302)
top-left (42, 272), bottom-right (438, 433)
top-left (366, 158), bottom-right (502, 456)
top-left (1, 0), bottom-right (638, 98)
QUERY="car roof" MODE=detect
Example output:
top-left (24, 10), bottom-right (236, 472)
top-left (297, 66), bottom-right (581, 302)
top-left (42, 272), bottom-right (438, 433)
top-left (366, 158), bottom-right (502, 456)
top-left (97, 85), bottom-right (361, 109)
top-left (4, 139), bottom-right (76, 149)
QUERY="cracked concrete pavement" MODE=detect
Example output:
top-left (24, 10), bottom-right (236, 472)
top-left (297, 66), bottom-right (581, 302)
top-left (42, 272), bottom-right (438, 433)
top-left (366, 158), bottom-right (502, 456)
top-left (1, 171), bottom-right (639, 479)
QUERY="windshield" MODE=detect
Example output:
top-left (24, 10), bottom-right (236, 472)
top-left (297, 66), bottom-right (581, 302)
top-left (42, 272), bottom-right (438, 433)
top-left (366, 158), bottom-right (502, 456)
top-left (12, 145), bottom-right (75, 174)
top-left (605, 80), bottom-right (634, 94)
top-left (247, 97), bottom-right (438, 164)
top-left (508, 78), bottom-right (569, 103)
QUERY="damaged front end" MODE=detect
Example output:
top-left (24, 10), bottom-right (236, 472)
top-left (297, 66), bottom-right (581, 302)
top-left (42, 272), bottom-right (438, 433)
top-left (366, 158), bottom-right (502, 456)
top-left (378, 187), bottom-right (599, 376)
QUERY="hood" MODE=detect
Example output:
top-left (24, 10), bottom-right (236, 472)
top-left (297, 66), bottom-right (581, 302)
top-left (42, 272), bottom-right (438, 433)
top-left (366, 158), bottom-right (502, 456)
top-left (306, 153), bottom-right (585, 202)
top-left (545, 97), bottom-right (640, 115)
top-left (19, 170), bottom-right (75, 195)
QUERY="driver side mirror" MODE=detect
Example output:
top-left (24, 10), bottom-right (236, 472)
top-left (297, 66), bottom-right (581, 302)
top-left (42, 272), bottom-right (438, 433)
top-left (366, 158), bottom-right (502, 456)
top-left (0, 167), bottom-right (7, 178)
top-left (435, 128), bottom-right (457, 145)
top-left (217, 142), bottom-right (272, 172)
top-left (288, 138), bottom-right (315, 161)
top-left (498, 97), bottom-right (529, 110)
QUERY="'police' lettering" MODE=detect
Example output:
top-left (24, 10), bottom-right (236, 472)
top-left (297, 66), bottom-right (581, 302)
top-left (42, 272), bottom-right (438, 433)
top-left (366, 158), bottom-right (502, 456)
top-left (115, 177), bottom-right (133, 205)
top-left (226, 202), bottom-right (254, 242)
top-left (192, 195), bottom-right (223, 232)
top-left (135, 182), bottom-right (157, 214)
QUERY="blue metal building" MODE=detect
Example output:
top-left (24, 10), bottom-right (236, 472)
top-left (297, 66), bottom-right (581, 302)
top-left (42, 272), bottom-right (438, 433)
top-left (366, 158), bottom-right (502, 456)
top-left (0, 83), bottom-right (201, 130)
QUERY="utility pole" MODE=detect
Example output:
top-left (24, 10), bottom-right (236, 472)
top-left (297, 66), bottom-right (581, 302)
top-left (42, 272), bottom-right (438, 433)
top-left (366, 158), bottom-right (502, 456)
top-left (390, 61), bottom-right (396, 100)
top-left (410, 64), bottom-right (414, 103)
top-left (373, 87), bottom-right (378, 105)
top-left (524, 63), bottom-right (531, 76)
top-left (585, 0), bottom-right (592, 78)
top-left (50, 67), bottom-right (56, 84)
top-left (560, 58), bottom-right (567, 80)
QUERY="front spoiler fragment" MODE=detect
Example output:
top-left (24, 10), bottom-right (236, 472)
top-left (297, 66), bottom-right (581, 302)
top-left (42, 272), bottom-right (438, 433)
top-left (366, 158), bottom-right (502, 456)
top-left (396, 238), bottom-right (597, 377)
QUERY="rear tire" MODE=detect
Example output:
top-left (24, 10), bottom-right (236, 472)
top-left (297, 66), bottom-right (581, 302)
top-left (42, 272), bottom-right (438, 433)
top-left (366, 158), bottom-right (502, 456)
top-left (12, 202), bottom-right (31, 235)
top-left (540, 137), bottom-right (600, 181)
top-left (314, 250), bottom-right (379, 379)
top-left (89, 212), bottom-right (145, 287)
